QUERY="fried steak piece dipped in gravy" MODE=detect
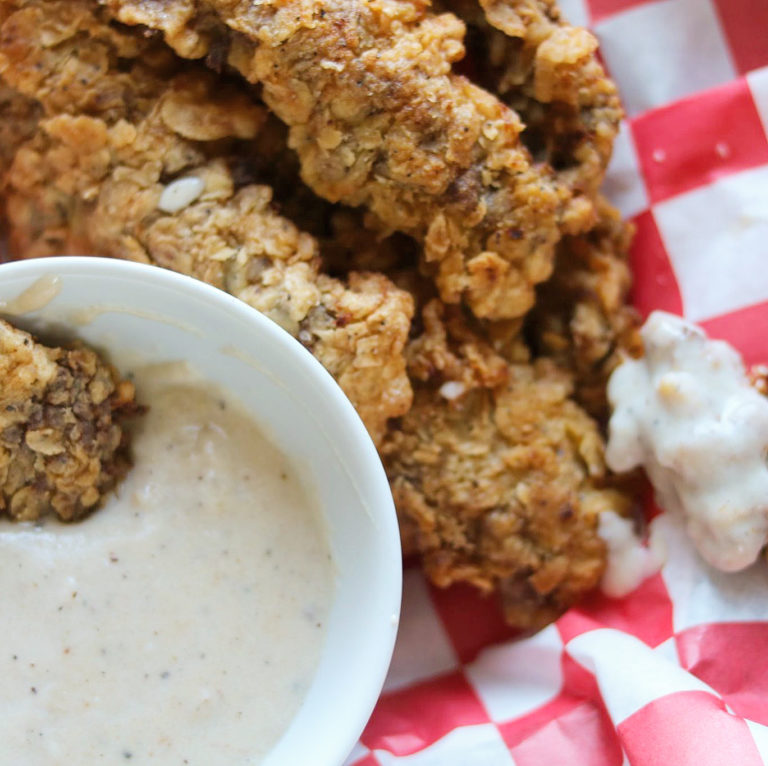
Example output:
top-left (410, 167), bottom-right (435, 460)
top-left (0, 319), bottom-right (139, 521)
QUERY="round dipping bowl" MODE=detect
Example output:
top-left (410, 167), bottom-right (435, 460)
top-left (0, 256), bottom-right (402, 765)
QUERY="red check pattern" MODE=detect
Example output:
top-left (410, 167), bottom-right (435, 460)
top-left (348, 2), bottom-right (768, 763)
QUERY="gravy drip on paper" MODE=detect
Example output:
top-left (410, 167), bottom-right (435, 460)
top-left (607, 311), bottom-right (768, 572)
top-left (0, 364), bottom-right (333, 763)
top-left (597, 511), bottom-right (664, 597)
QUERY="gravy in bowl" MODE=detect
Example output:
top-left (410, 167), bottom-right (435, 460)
top-left (0, 363), bottom-right (334, 763)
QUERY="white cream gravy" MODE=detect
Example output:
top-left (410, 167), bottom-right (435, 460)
top-left (598, 511), bottom-right (665, 598)
top-left (0, 364), bottom-right (334, 763)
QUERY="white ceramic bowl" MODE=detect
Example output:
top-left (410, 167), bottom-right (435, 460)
top-left (0, 256), bottom-right (402, 765)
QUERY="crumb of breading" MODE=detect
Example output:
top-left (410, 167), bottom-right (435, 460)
top-left (0, 320), bottom-right (140, 522)
top-left (383, 300), bottom-right (633, 629)
top-left (298, 272), bottom-right (415, 440)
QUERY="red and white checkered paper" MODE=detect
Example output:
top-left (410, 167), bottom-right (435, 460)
top-left (347, 1), bottom-right (768, 764)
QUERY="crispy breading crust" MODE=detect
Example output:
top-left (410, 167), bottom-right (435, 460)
top-left (383, 300), bottom-right (631, 629)
top-left (315, 196), bottom-right (640, 423)
top-left (446, 0), bottom-right (622, 205)
top-left (528, 198), bottom-right (641, 420)
top-left (0, 320), bottom-right (138, 521)
top-left (232, 112), bottom-right (420, 276)
top-left (0, 1), bottom-right (175, 121)
top-left (0, 0), bottom-right (414, 445)
top-left (0, 77), bottom-right (41, 241)
top-left (98, 0), bottom-right (600, 321)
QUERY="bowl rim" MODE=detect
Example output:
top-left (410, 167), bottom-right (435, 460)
top-left (0, 255), bottom-right (403, 765)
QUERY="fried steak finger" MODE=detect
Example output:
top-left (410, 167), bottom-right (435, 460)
top-left (0, 320), bottom-right (138, 521)
top-left (382, 300), bottom-right (632, 629)
top-left (99, 0), bottom-right (599, 321)
top-left (0, 0), bottom-right (414, 445)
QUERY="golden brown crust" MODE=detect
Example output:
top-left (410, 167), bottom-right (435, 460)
top-left (232, 113), bottom-right (419, 277)
top-left (303, 272), bottom-right (415, 437)
top-left (431, 1), bottom-right (629, 420)
top-left (0, 320), bottom-right (138, 521)
top-left (382, 300), bottom-right (631, 629)
top-left (0, 1), bottom-right (176, 121)
top-left (99, 0), bottom-right (598, 320)
top-left (528, 198), bottom-right (641, 420)
top-left (0, 0), bottom-right (414, 445)
top-left (447, 0), bottom-right (622, 206)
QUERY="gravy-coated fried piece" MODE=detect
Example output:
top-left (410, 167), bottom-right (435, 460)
top-left (382, 301), bottom-right (631, 629)
top-left (0, 320), bottom-right (138, 521)
top-left (0, 0), bottom-right (414, 445)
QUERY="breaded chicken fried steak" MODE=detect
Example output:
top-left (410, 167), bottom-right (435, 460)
top-left (383, 299), bottom-right (632, 629)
